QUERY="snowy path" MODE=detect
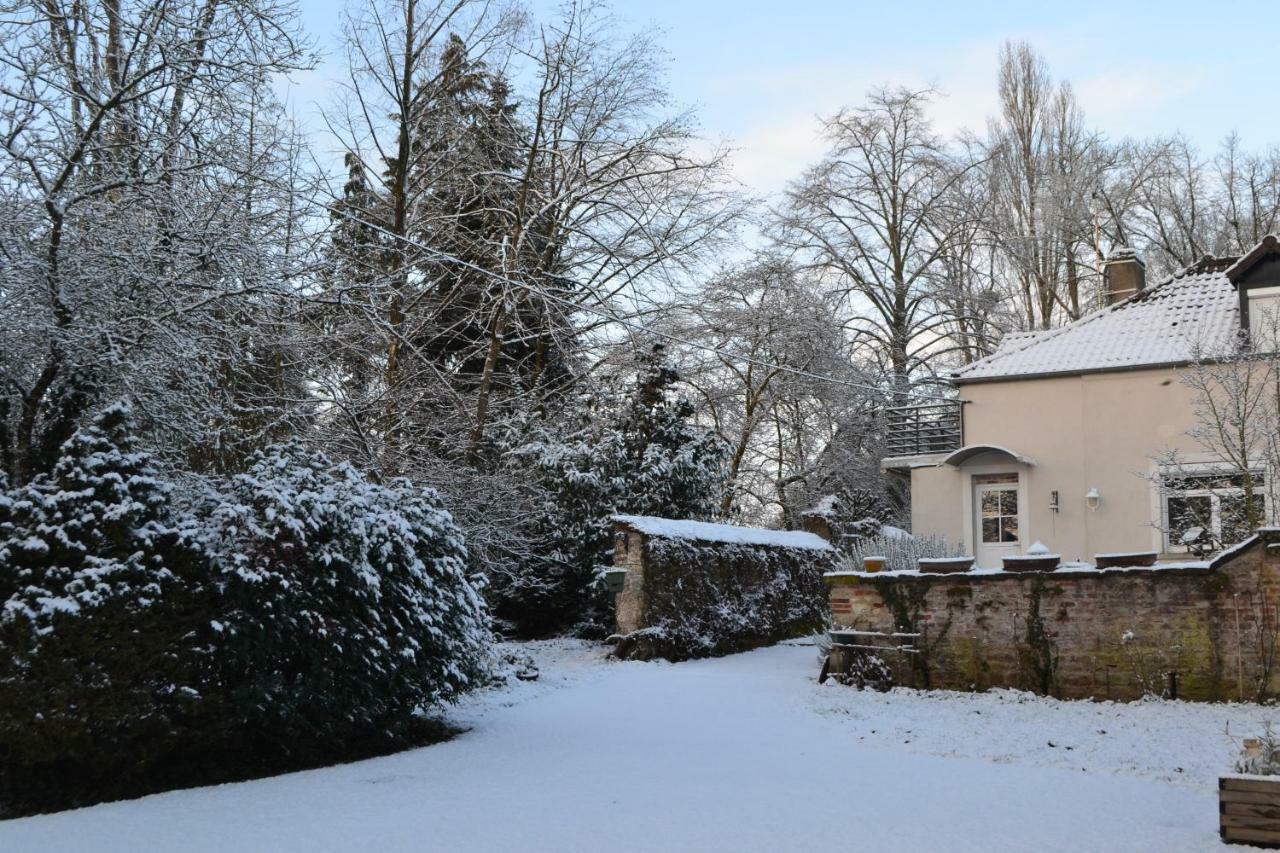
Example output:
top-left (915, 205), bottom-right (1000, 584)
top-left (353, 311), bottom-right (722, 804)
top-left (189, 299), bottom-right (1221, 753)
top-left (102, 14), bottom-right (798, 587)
top-left (0, 641), bottom-right (1259, 852)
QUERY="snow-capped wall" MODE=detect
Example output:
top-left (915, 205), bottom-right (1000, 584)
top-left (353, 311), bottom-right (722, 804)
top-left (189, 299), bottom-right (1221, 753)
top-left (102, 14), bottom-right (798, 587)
top-left (828, 529), bottom-right (1280, 701)
top-left (611, 516), bottom-right (837, 661)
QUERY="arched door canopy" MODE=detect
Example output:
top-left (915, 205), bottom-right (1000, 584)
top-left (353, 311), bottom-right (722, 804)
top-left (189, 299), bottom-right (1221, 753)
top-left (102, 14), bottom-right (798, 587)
top-left (942, 444), bottom-right (1037, 468)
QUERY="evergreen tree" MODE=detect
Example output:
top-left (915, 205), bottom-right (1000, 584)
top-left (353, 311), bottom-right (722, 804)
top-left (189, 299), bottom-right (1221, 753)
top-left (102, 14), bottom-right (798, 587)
top-left (0, 403), bottom-right (210, 809)
top-left (501, 344), bottom-right (727, 635)
top-left (324, 33), bottom-right (577, 467)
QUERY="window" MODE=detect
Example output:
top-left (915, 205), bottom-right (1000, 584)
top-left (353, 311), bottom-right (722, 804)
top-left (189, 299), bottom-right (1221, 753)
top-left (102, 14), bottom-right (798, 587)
top-left (976, 474), bottom-right (1019, 545)
top-left (1163, 470), bottom-right (1266, 552)
top-left (1248, 286), bottom-right (1280, 344)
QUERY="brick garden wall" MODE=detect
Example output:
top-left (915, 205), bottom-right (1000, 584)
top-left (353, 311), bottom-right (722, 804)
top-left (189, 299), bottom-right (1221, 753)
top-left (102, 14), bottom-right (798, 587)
top-left (613, 522), bottom-right (837, 662)
top-left (829, 530), bottom-right (1280, 701)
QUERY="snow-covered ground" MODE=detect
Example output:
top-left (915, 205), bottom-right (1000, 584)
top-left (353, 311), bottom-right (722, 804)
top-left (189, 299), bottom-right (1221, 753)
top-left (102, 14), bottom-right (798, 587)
top-left (2, 640), bottom-right (1271, 852)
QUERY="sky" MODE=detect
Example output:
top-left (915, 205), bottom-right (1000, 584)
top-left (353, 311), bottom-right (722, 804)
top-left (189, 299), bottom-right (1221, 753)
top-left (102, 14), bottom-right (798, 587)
top-left (283, 0), bottom-right (1280, 198)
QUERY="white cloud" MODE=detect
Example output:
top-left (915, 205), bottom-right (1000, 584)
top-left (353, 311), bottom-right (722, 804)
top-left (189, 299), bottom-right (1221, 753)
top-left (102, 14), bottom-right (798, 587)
top-left (701, 33), bottom-right (1223, 202)
top-left (727, 115), bottom-right (826, 196)
top-left (1072, 66), bottom-right (1208, 139)
top-left (705, 39), bottom-right (1005, 199)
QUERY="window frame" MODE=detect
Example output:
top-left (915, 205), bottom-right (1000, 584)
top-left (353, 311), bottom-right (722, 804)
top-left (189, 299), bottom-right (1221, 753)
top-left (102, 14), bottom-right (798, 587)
top-left (1162, 467), bottom-right (1267, 553)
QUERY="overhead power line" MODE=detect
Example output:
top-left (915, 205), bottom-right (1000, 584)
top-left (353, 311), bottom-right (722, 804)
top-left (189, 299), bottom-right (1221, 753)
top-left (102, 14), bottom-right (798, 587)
top-left (328, 208), bottom-right (959, 404)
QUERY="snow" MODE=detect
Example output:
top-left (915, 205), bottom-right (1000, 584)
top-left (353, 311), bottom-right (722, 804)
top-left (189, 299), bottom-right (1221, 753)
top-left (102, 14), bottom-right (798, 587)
top-left (1095, 550), bottom-right (1159, 559)
top-left (806, 494), bottom-right (841, 517)
top-left (0, 640), bottom-right (1264, 852)
top-left (1025, 540), bottom-right (1050, 555)
top-left (611, 514), bottom-right (833, 551)
top-left (827, 558), bottom-right (1216, 579)
top-left (952, 263), bottom-right (1240, 382)
top-left (1211, 534), bottom-right (1260, 566)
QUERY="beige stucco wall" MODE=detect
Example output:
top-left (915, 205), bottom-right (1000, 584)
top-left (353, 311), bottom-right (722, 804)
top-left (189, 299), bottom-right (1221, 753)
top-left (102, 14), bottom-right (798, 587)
top-left (909, 366), bottom-right (1203, 563)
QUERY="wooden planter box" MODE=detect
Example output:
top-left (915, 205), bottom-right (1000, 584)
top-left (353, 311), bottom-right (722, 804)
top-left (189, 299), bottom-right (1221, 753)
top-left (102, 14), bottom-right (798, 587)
top-left (1221, 775), bottom-right (1280, 847)
top-left (918, 557), bottom-right (974, 574)
top-left (1095, 551), bottom-right (1159, 569)
top-left (1001, 554), bottom-right (1061, 573)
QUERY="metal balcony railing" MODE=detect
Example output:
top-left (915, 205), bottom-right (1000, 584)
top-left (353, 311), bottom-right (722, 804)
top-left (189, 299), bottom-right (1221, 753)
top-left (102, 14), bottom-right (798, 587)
top-left (884, 400), bottom-right (963, 457)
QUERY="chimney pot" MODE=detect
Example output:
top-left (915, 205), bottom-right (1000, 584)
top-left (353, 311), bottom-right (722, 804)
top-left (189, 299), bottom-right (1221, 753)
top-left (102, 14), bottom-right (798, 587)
top-left (1103, 247), bottom-right (1146, 306)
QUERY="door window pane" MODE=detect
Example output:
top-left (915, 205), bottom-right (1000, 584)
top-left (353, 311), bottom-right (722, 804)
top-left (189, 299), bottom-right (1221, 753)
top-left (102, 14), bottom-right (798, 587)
top-left (978, 485), bottom-right (1019, 545)
top-left (1001, 487), bottom-right (1018, 516)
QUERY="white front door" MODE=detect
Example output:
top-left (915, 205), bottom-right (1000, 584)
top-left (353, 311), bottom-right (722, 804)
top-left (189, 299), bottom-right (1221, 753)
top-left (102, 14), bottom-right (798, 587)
top-left (973, 473), bottom-right (1021, 568)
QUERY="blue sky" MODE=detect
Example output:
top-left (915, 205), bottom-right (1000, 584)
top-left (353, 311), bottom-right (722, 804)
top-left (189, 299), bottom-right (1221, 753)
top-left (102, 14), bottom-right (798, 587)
top-left (285, 0), bottom-right (1280, 195)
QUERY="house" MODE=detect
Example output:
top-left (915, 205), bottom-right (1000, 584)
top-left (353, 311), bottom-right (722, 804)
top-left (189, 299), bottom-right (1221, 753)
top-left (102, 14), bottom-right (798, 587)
top-left (884, 235), bottom-right (1280, 568)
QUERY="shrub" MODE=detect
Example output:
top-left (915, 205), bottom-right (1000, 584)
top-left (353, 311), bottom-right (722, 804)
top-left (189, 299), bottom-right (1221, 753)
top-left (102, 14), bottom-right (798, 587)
top-left (832, 652), bottom-right (894, 692)
top-left (0, 404), bottom-right (212, 811)
top-left (197, 445), bottom-right (491, 746)
top-left (0, 410), bottom-right (491, 815)
top-left (1236, 722), bottom-right (1280, 776)
top-left (844, 531), bottom-right (964, 572)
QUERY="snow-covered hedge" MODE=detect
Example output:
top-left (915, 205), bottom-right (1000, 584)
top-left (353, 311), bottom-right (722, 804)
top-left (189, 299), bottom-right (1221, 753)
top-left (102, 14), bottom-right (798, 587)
top-left (0, 406), bottom-right (489, 815)
top-left (196, 446), bottom-right (491, 742)
top-left (613, 536), bottom-right (834, 661)
top-left (0, 405), bottom-right (211, 812)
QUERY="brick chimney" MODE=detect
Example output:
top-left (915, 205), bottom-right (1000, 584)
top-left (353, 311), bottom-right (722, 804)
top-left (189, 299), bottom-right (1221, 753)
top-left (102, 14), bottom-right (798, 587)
top-left (1103, 247), bottom-right (1146, 305)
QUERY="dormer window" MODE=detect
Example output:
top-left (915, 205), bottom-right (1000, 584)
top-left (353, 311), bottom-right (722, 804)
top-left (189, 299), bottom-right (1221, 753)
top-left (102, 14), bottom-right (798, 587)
top-left (1249, 286), bottom-right (1280, 343)
top-left (1225, 235), bottom-right (1280, 347)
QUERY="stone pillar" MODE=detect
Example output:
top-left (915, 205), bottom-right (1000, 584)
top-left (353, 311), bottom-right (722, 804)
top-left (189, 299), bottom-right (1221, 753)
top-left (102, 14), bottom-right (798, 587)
top-left (800, 511), bottom-right (832, 543)
top-left (613, 524), bottom-right (646, 635)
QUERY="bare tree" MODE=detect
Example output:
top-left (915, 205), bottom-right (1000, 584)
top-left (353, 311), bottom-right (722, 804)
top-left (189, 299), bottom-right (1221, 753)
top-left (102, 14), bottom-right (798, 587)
top-left (779, 86), bottom-right (978, 397)
top-left (319, 0), bottom-right (523, 471)
top-left (931, 139), bottom-right (1011, 365)
top-left (1117, 134), bottom-right (1280, 279)
top-left (460, 0), bottom-right (743, 453)
top-left (319, 0), bottom-right (742, 475)
top-left (1154, 315), bottom-right (1280, 553)
top-left (0, 0), bottom-right (315, 481)
top-left (666, 253), bottom-right (850, 519)
top-left (1118, 135), bottom-right (1227, 276)
top-left (985, 42), bottom-right (1111, 329)
top-left (1218, 134), bottom-right (1280, 253)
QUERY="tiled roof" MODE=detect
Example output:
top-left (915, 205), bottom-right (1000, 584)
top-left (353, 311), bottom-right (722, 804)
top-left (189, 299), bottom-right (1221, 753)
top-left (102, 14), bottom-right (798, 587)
top-left (952, 261), bottom-right (1242, 383)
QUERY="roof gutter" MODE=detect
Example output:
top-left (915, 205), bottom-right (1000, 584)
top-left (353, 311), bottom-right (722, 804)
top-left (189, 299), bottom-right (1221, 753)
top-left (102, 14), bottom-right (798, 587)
top-left (951, 359), bottom-right (1198, 386)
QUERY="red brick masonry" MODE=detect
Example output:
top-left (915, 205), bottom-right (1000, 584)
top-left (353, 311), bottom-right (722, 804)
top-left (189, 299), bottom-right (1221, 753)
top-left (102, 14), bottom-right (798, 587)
top-left (827, 530), bottom-right (1280, 701)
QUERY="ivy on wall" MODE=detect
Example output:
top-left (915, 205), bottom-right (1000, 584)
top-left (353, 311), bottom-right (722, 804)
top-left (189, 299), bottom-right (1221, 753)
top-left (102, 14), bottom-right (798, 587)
top-left (614, 538), bottom-right (835, 661)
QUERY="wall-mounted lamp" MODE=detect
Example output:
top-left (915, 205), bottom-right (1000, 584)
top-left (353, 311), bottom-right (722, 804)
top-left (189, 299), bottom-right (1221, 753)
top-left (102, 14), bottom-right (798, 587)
top-left (1085, 487), bottom-right (1101, 512)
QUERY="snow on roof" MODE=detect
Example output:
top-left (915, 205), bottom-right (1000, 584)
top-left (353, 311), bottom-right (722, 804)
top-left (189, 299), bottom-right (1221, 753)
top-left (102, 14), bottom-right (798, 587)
top-left (611, 514), bottom-right (833, 551)
top-left (951, 260), bottom-right (1241, 383)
